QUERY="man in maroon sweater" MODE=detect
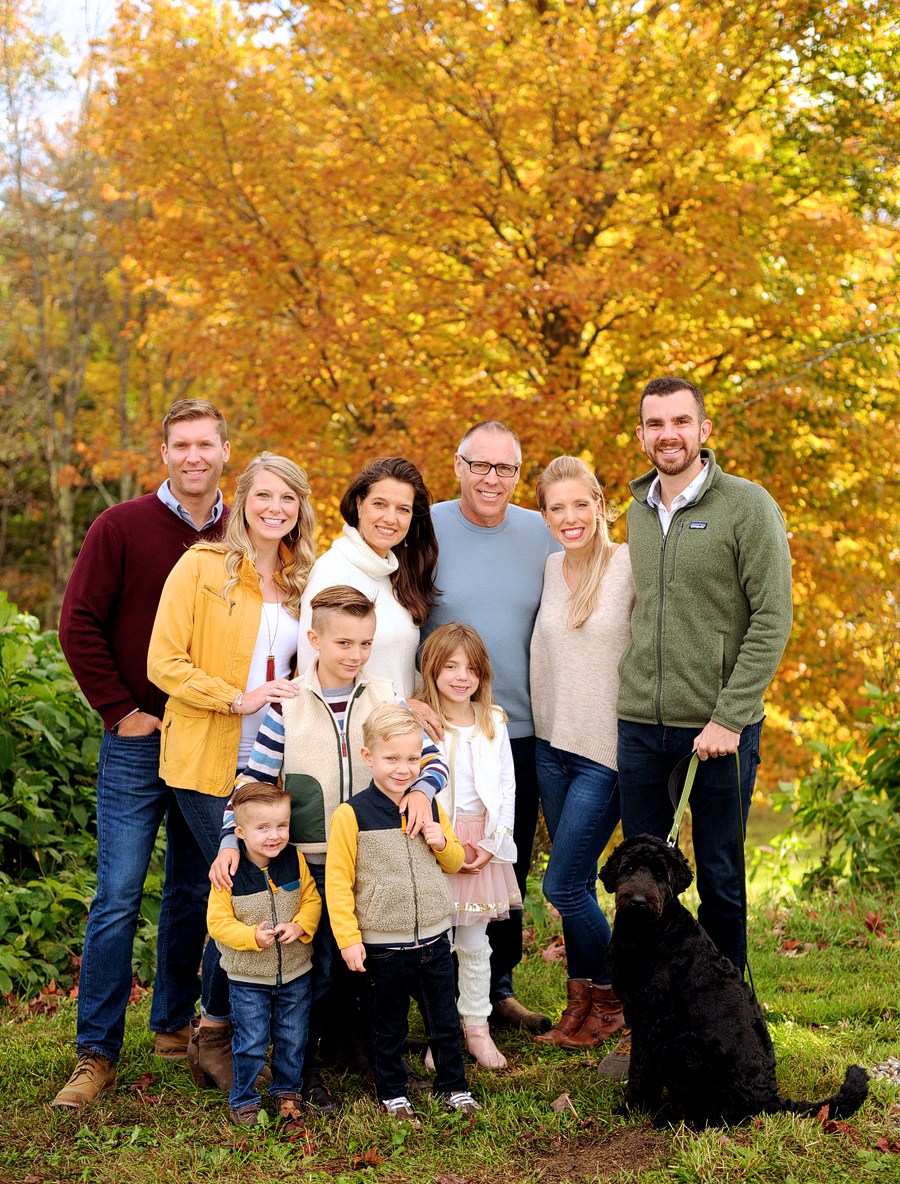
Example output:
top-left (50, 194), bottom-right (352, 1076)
top-left (53, 400), bottom-right (231, 1108)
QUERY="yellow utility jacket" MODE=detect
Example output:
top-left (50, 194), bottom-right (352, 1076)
top-left (147, 542), bottom-right (296, 795)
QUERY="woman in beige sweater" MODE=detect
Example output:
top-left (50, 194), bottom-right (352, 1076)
top-left (529, 456), bottom-right (635, 1051)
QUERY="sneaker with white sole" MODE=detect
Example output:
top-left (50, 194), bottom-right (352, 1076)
top-left (382, 1095), bottom-right (421, 1128)
top-left (597, 1028), bottom-right (631, 1080)
top-left (444, 1090), bottom-right (481, 1117)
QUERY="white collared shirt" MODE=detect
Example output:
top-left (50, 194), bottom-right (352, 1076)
top-left (647, 461), bottom-right (709, 537)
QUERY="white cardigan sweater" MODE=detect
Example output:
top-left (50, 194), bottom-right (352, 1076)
top-left (436, 706), bottom-right (517, 864)
top-left (297, 525), bottom-right (419, 698)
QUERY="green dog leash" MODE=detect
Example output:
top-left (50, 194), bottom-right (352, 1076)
top-left (666, 750), bottom-right (755, 996)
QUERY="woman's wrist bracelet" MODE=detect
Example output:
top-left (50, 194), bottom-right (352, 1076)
top-left (230, 692), bottom-right (243, 715)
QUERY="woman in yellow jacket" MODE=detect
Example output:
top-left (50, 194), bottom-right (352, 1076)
top-left (148, 452), bottom-right (316, 1086)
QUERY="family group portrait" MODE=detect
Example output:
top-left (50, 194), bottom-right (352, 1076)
top-left (1, 0), bottom-right (898, 1181)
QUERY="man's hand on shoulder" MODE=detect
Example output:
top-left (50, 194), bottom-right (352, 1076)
top-left (115, 711), bottom-right (162, 736)
top-left (693, 721), bottom-right (741, 760)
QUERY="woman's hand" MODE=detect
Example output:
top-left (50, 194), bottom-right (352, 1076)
top-left (232, 679), bottom-right (299, 715)
top-left (458, 847), bottom-right (494, 875)
top-left (407, 697), bottom-right (444, 743)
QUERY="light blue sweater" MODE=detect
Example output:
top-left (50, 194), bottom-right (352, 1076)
top-left (423, 500), bottom-right (561, 738)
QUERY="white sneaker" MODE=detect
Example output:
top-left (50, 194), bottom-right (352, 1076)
top-left (381, 1096), bottom-right (421, 1128)
top-left (444, 1090), bottom-right (481, 1117)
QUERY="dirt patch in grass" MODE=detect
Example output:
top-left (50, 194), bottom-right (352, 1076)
top-left (529, 1126), bottom-right (669, 1182)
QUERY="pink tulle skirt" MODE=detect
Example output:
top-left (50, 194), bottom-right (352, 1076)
top-left (450, 812), bottom-right (523, 927)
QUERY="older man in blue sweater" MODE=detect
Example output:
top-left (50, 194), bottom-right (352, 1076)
top-left (421, 420), bottom-right (560, 1032)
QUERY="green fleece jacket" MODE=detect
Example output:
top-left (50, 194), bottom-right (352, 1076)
top-left (616, 450), bottom-right (793, 733)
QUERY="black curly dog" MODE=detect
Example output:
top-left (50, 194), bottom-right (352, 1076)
top-left (599, 834), bottom-right (868, 1129)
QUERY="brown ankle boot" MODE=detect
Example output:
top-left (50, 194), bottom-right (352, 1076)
top-left (558, 984), bottom-right (624, 1049)
top-left (187, 1018), bottom-right (235, 1090)
top-left (533, 978), bottom-right (592, 1045)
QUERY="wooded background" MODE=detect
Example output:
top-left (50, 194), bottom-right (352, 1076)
top-left (1, 0), bottom-right (898, 790)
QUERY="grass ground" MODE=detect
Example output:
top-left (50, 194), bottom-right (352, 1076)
top-left (4, 882), bottom-right (900, 1184)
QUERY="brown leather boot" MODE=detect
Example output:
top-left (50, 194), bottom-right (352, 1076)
top-left (557, 984), bottom-right (624, 1049)
top-left (187, 1018), bottom-right (234, 1090)
top-left (533, 978), bottom-right (592, 1046)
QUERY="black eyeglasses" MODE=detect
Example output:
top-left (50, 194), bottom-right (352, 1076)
top-left (458, 456), bottom-right (520, 478)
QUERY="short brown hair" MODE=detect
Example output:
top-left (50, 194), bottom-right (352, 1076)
top-left (310, 585), bottom-right (376, 633)
top-left (231, 780), bottom-right (291, 824)
top-left (162, 398), bottom-right (228, 444)
top-left (639, 376), bottom-right (706, 423)
top-left (362, 702), bottom-right (421, 750)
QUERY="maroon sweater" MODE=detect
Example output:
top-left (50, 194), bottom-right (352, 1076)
top-left (59, 493), bottom-right (229, 731)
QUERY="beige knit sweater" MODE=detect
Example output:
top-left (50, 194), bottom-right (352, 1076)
top-left (530, 546), bottom-right (636, 770)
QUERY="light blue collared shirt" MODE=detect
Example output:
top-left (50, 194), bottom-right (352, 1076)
top-left (156, 479), bottom-right (224, 532)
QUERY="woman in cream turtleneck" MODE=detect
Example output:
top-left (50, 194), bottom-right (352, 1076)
top-left (297, 458), bottom-right (439, 697)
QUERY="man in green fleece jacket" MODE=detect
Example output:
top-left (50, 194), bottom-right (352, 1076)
top-left (614, 375), bottom-right (792, 982)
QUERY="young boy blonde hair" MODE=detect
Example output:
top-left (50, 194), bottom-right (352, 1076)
top-left (362, 702), bottom-right (422, 750)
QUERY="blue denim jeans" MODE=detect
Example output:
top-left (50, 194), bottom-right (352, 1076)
top-left (300, 862), bottom-right (336, 1080)
top-left (229, 972), bottom-right (313, 1111)
top-left (617, 719), bottom-right (763, 971)
top-left (76, 732), bottom-right (205, 1062)
top-left (364, 933), bottom-right (467, 1101)
top-left (487, 734), bottom-right (539, 1002)
top-left (536, 740), bottom-right (620, 983)
top-left (165, 787), bottom-right (234, 1022)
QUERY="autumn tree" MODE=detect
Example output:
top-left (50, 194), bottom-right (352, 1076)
top-left (89, 0), bottom-right (900, 779)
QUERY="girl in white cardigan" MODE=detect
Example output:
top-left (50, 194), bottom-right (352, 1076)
top-left (415, 622), bottom-right (520, 1070)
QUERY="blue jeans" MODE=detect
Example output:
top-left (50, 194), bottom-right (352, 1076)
top-left (536, 740), bottom-right (620, 983)
top-left (301, 862), bottom-right (335, 1079)
top-left (76, 732), bottom-right (205, 1062)
top-left (487, 734), bottom-right (539, 1002)
top-left (617, 719), bottom-right (763, 971)
top-left (364, 934), bottom-right (467, 1101)
top-left (163, 787), bottom-right (234, 1022)
top-left (229, 973), bottom-right (313, 1111)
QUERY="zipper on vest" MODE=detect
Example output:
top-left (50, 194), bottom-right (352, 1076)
top-left (262, 869), bottom-right (282, 986)
top-left (655, 520), bottom-right (667, 727)
top-left (405, 830), bottom-right (420, 945)
top-left (344, 686), bottom-right (366, 799)
top-left (315, 695), bottom-right (345, 802)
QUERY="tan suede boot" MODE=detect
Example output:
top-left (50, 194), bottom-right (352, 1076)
top-left (533, 978), bottom-right (592, 1046)
top-left (154, 1024), bottom-right (192, 1059)
top-left (187, 1019), bottom-right (235, 1090)
top-left (51, 1054), bottom-right (116, 1108)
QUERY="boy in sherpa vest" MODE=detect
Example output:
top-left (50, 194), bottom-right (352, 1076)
top-left (326, 702), bottom-right (480, 1126)
top-left (207, 781), bottom-right (320, 1127)
top-left (208, 585), bottom-right (450, 1112)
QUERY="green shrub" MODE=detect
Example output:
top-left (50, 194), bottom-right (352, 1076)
top-left (0, 594), bottom-right (162, 995)
top-left (0, 592), bottom-right (102, 877)
top-left (774, 685), bottom-right (900, 887)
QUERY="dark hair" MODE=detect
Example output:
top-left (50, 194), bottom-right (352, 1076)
top-left (639, 377), bottom-right (706, 423)
top-left (162, 398), bottom-right (227, 444)
top-left (231, 780), bottom-right (290, 822)
top-left (458, 420), bottom-right (522, 462)
top-left (339, 458), bottom-right (439, 627)
top-left (310, 585), bottom-right (376, 632)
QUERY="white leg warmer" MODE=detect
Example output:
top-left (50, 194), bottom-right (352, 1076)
top-left (455, 936), bottom-right (492, 1027)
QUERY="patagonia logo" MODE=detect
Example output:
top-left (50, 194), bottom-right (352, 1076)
top-left (689, 522), bottom-right (707, 529)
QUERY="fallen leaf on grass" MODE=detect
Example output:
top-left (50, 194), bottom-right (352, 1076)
top-left (875, 1138), bottom-right (900, 1154)
top-left (127, 1073), bottom-right (155, 1093)
top-left (23, 1176), bottom-right (41, 1183)
top-left (351, 1147), bottom-right (385, 1169)
top-left (864, 909), bottom-right (885, 936)
top-left (434, 1174), bottom-right (470, 1184)
top-left (286, 1126), bottom-right (315, 1154)
top-left (541, 938), bottom-right (566, 963)
top-left (578, 1116), bottom-right (594, 1129)
top-left (550, 1092), bottom-right (578, 1116)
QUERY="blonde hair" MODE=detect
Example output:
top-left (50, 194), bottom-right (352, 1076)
top-left (535, 456), bottom-right (614, 630)
top-left (217, 453), bottom-right (316, 618)
top-left (362, 702), bottom-right (422, 749)
top-left (415, 622), bottom-right (504, 741)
